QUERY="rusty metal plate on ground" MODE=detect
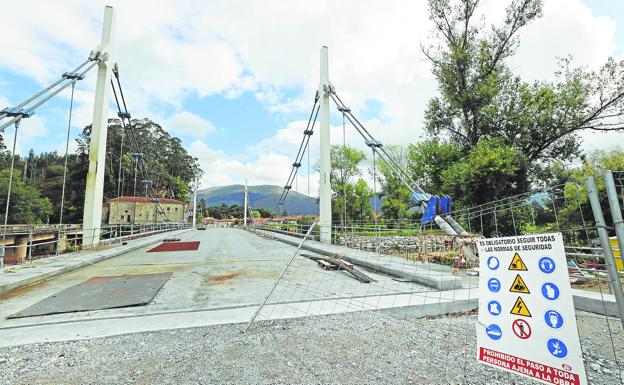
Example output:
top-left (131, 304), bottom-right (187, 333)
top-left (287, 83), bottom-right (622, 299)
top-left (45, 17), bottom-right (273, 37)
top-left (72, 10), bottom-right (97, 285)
top-left (9, 272), bottom-right (173, 318)
top-left (148, 241), bottom-right (200, 252)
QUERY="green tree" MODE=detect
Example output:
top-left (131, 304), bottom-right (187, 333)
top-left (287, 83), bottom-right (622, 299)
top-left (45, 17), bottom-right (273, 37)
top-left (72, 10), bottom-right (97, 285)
top-left (256, 208), bottom-right (272, 218)
top-left (329, 145), bottom-right (371, 226)
top-left (407, 139), bottom-right (461, 194)
top-left (441, 139), bottom-right (528, 207)
top-left (562, 149), bottom-right (624, 230)
top-left (374, 146), bottom-right (414, 222)
top-left (425, 0), bottom-right (624, 172)
top-left (424, 0), bottom-right (543, 149)
top-left (0, 169), bottom-right (52, 223)
top-left (78, 118), bottom-right (202, 202)
top-left (350, 179), bottom-right (374, 221)
top-left (171, 176), bottom-right (190, 202)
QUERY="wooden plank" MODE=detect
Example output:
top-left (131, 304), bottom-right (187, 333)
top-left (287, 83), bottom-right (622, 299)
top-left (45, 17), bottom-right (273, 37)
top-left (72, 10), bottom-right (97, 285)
top-left (301, 253), bottom-right (374, 282)
top-left (317, 260), bottom-right (337, 270)
top-left (333, 259), bottom-right (376, 283)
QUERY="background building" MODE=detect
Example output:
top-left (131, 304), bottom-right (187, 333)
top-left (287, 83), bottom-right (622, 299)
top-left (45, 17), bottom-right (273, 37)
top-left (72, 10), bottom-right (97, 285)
top-left (103, 196), bottom-right (187, 224)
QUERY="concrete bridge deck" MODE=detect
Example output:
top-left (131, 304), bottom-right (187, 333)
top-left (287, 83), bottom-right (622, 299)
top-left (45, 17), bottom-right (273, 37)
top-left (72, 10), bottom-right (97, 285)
top-left (0, 227), bottom-right (616, 348)
top-left (0, 228), bottom-right (446, 346)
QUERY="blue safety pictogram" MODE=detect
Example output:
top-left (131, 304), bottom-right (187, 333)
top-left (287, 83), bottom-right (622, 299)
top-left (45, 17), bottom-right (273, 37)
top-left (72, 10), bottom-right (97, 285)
top-left (488, 278), bottom-right (501, 293)
top-left (544, 310), bottom-right (564, 329)
top-left (487, 300), bottom-right (502, 316)
top-left (541, 282), bottom-right (560, 301)
top-left (486, 324), bottom-right (502, 340)
top-left (538, 257), bottom-right (556, 274)
top-left (487, 256), bottom-right (500, 271)
top-left (547, 338), bottom-right (568, 358)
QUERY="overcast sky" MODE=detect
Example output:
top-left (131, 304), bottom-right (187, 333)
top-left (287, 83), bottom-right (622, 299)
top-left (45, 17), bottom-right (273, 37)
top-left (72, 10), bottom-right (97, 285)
top-left (1, 0), bottom-right (623, 194)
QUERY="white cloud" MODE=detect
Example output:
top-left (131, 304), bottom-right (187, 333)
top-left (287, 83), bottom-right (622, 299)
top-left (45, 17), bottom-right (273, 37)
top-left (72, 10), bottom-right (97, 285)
top-left (1, 0), bottom-right (623, 185)
top-left (0, 95), bottom-right (9, 109)
top-left (1, 116), bottom-right (47, 155)
top-left (188, 139), bottom-right (294, 188)
top-left (165, 111), bottom-right (217, 137)
top-left (510, 0), bottom-right (617, 81)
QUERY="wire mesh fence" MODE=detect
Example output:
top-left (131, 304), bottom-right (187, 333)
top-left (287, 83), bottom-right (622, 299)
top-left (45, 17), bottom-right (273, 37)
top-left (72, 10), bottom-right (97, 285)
top-left (244, 174), bottom-right (624, 384)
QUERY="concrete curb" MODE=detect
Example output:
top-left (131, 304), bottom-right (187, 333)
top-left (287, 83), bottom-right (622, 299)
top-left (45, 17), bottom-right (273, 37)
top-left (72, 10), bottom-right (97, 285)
top-left (260, 230), bottom-right (462, 290)
top-left (380, 298), bottom-right (479, 320)
top-left (572, 289), bottom-right (619, 317)
top-left (258, 230), bottom-right (621, 317)
top-left (0, 229), bottom-right (192, 297)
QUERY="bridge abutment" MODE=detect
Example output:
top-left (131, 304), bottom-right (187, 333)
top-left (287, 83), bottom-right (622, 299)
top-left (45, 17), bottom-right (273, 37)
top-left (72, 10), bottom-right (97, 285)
top-left (5, 236), bottom-right (28, 265)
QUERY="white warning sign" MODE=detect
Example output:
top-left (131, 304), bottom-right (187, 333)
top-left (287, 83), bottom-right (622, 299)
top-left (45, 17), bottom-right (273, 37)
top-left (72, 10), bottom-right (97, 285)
top-left (477, 233), bottom-right (587, 385)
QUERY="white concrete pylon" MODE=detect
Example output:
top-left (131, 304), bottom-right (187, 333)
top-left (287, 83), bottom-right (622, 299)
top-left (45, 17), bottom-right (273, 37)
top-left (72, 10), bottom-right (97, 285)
top-left (82, 6), bottom-right (115, 248)
top-left (319, 46), bottom-right (332, 243)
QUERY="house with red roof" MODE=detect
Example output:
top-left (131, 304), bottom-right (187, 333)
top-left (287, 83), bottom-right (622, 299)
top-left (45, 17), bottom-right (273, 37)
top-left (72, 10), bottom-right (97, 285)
top-left (103, 196), bottom-right (187, 224)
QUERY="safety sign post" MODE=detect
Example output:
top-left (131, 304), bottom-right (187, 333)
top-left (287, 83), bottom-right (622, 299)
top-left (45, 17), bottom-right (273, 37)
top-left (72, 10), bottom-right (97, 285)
top-left (477, 233), bottom-right (587, 385)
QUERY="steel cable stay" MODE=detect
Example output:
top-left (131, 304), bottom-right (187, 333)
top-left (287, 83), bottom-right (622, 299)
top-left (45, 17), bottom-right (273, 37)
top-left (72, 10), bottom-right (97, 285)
top-left (1, 120), bottom-right (20, 267)
top-left (0, 58), bottom-right (89, 120)
top-left (58, 82), bottom-right (76, 226)
top-left (1, 58), bottom-right (92, 264)
top-left (272, 107), bottom-right (317, 216)
top-left (329, 92), bottom-right (428, 200)
top-left (271, 93), bottom-right (320, 217)
top-left (328, 90), bottom-right (465, 234)
top-left (0, 58), bottom-right (97, 132)
top-left (112, 103), bottom-right (171, 224)
top-left (339, 104), bottom-right (348, 231)
top-left (330, 90), bottom-right (580, 229)
top-left (273, 104), bottom-right (319, 217)
top-left (0, 59), bottom-right (90, 121)
top-left (55, 82), bottom-right (77, 255)
top-left (110, 74), bottom-right (171, 223)
top-left (112, 68), bottom-right (126, 198)
top-left (110, 72), bottom-right (171, 223)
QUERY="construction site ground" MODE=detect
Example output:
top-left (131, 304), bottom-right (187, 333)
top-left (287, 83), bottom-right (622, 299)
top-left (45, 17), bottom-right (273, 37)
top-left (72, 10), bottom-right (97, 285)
top-left (0, 310), bottom-right (621, 385)
top-left (0, 228), bottom-right (622, 384)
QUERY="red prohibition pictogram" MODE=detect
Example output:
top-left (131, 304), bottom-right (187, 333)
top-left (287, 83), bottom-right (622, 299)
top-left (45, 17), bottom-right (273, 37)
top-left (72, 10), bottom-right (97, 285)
top-left (512, 319), bottom-right (532, 339)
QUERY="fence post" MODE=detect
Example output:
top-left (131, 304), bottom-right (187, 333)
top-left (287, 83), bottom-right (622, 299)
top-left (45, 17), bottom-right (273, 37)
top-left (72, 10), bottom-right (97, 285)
top-left (585, 176), bottom-right (624, 328)
top-left (604, 169), bottom-right (624, 278)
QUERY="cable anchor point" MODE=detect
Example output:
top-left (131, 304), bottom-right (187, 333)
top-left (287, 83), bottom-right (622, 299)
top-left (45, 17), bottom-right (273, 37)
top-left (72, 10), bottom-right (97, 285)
top-left (0, 108), bottom-right (33, 118)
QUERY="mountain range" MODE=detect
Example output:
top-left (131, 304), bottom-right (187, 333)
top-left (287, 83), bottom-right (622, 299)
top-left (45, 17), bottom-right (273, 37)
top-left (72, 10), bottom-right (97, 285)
top-left (196, 184), bottom-right (318, 215)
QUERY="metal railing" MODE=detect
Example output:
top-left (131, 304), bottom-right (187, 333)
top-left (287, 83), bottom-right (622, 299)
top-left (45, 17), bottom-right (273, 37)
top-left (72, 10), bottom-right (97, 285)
top-left (0, 222), bottom-right (190, 268)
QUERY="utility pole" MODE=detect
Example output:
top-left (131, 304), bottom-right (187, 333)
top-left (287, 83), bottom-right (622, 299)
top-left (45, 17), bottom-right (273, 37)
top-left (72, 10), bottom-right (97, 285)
top-left (142, 179), bottom-right (152, 197)
top-left (117, 129), bottom-right (125, 197)
top-left (130, 152), bottom-right (142, 235)
top-left (82, 6), bottom-right (115, 248)
top-left (22, 157), bottom-right (27, 183)
top-left (192, 180), bottom-right (198, 228)
top-left (244, 179), bottom-right (248, 227)
top-left (586, 176), bottom-right (624, 330)
top-left (319, 46), bottom-right (332, 243)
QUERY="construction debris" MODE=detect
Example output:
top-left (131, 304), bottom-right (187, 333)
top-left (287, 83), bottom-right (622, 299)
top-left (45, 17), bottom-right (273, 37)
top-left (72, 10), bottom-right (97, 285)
top-left (317, 259), bottom-right (337, 270)
top-left (301, 253), bottom-right (375, 283)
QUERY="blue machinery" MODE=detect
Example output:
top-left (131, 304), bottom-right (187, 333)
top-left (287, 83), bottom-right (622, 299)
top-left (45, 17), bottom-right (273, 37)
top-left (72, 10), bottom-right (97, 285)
top-left (272, 87), bottom-right (469, 236)
top-left (271, 58), bottom-right (469, 236)
top-left (331, 92), bottom-right (468, 235)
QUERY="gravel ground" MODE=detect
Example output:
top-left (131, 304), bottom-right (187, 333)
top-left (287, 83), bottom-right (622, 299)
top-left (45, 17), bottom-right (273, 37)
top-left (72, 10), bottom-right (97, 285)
top-left (1, 311), bottom-right (622, 385)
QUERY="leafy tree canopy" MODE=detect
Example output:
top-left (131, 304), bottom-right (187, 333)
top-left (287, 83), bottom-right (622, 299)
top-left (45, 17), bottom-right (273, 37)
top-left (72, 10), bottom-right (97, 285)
top-left (424, 0), bottom-right (624, 171)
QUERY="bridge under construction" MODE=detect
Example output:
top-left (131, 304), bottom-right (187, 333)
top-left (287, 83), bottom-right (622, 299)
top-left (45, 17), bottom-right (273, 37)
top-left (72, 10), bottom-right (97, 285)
top-left (2, 5), bottom-right (624, 385)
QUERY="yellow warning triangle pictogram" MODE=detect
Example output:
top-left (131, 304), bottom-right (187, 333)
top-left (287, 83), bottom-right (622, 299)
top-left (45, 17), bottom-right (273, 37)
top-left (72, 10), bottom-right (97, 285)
top-left (509, 274), bottom-right (530, 294)
top-left (510, 296), bottom-right (532, 317)
top-left (508, 253), bottom-right (528, 271)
